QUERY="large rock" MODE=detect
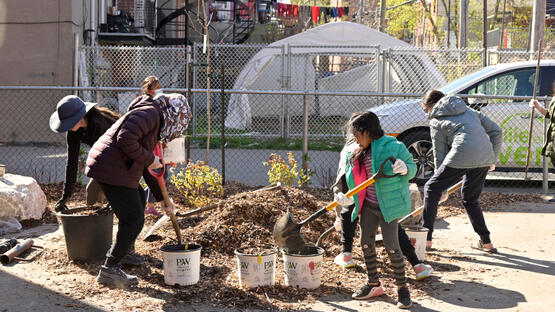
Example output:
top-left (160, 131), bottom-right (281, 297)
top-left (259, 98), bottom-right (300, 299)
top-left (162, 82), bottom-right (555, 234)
top-left (0, 173), bottom-right (47, 220)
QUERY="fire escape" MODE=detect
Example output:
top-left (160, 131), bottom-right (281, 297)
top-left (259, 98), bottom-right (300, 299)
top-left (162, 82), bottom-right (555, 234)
top-left (156, 0), bottom-right (257, 45)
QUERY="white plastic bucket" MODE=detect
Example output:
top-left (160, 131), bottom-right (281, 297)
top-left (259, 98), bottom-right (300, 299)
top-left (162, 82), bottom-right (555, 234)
top-left (282, 245), bottom-right (324, 289)
top-left (234, 246), bottom-right (277, 288)
top-left (161, 244), bottom-right (202, 286)
top-left (404, 226), bottom-right (428, 261)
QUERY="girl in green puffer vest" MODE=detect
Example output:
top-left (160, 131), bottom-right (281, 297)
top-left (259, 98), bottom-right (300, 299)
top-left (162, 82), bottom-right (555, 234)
top-left (333, 111), bottom-right (416, 309)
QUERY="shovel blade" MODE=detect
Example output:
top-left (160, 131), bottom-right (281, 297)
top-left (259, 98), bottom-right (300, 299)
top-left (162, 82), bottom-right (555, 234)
top-left (272, 211), bottom-right (307, 252)
top-left (143, 215), bottom-right (169, 240)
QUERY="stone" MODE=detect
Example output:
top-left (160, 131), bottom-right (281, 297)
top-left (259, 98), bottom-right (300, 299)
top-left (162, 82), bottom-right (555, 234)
top-left (0, 173), bottom-right (47, 220)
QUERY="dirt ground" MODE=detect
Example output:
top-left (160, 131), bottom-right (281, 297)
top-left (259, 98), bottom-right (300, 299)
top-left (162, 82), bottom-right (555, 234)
top-left (1, 183), bottom-right (554, 311)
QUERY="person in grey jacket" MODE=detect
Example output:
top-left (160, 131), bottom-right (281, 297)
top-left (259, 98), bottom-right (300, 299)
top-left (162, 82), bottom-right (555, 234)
top-left (421, 90), bottom-right (502, 254)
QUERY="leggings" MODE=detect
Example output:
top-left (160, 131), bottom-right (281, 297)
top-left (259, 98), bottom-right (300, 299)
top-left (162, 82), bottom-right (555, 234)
top-left (360, 201), bottom-right (407, 285)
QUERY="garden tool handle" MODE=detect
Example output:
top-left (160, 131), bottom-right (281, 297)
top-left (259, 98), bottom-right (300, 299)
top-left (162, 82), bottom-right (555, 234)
top-left (149, 142), bottom-right (182, 245)
top-left (398, 180), bottom-right (464, 224)
top-left (525, 39), bottom-right (543, 180)
top-left (160, 185), bottom-right (183, 245)
top-left (299, 157), bottom-right (398, 226)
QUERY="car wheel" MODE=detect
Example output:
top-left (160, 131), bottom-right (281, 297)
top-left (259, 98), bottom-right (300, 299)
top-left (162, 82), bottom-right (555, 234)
top-left (401, 130), bottom-right (434, 185)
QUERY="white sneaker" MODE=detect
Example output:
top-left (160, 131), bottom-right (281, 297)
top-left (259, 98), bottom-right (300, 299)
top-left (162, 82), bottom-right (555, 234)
top-left (334, 252), bottom-right (355, 268)
top-left (413, 263), bottom-right (434, 280)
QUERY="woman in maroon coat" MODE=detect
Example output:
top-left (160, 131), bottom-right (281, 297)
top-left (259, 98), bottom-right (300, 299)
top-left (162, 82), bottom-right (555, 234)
top-left (86, 93), bottom-right (191, 288)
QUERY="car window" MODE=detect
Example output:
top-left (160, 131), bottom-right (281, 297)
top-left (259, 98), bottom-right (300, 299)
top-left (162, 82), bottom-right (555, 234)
top-left (439, 67), bottom-right (497, 94)
top-left (463, 68), bottom-right (538, 103)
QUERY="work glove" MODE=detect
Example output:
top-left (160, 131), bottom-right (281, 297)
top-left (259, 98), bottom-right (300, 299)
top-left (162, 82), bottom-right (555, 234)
top-left (54, 197), bottom-right (69, 212)
top-left (334, 192), bottom-right (354, 207)
top-left (392, 159), bottom-right (408, 175)
top-left (148, 156), bottom-right (163, 170)
top-left (529, 99), bottom-right (538, 108)
top-left (334, 216), bottom-right (342, 232)
top-left (161, 198), bottom-right (175, 215)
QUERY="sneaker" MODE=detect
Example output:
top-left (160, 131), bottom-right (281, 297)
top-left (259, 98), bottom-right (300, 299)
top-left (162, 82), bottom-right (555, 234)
top-left (145, 205), bottom-right (162, 217)
top-left (352, 282), bottom-right (384, 300)
top-left (120, 252), bottom-right (144, 266)
top-left (413, 263), bottom-right (434, 280)
top-left (334, 252), bottom-right (355, 268)
top-left (397, 286), bottom-right (412, 309)
top-left (96, 265), bottom-right (138, 288)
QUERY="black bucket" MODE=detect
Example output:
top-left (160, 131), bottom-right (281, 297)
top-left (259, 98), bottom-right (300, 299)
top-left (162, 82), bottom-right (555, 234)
top-left (57, 207), bottom-right (113, 262)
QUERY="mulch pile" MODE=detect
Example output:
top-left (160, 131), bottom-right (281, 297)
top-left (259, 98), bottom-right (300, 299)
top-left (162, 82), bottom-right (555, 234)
top-left (33, 182), bottom-right (544, 310)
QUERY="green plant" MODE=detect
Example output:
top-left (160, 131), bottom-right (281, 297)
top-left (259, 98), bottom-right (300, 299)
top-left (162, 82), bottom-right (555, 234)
top-left (77, 146), bottom-right (86, 184)
top-left (263, 152), bottom-right (310, 187)
top-left (170, 160), bottom-right (224, 207)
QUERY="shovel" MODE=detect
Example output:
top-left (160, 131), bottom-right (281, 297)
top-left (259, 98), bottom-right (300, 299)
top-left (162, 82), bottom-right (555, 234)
top-left (397, 180), bottom-right (463, 224)
top-left (148, 142), bottom-right (183, 245)
top-left (273, 156), bottom-right (399, 252)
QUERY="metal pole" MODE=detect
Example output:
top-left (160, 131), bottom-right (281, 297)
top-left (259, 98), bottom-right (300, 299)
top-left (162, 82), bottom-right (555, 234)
top-left (482, 0), bottom-right (487, 67)
top-left (543, 114), bottom-right (549, 194)
top-left (220, 64), bottom-right (226, 185)
top-left (185, 11), bottom-right (189, 45)
top-left (302, 93), bottom-right (309, 172)
top-left (280, 45), bottom-right (286, 138)
top-left (73, 34), bottom-right (79, 96)
top-left (90, 0), bottom-right (96, 46)
top-left (285, 44), bottom-right (292, 140)
top-left (186, 45), bottom-right (192, 162)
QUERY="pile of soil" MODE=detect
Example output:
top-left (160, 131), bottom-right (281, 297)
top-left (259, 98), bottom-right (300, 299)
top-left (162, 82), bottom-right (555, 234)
top-left (33, 182), bottom-right (544, 310)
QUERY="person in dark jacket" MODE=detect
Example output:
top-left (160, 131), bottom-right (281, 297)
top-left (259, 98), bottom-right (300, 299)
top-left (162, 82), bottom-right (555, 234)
top-left (140, 75), bottom-right (166, 216)
top-left (50, 96), bottom-right (146, 266)
top-left (50, 95), bottom-right (121, 211)
top-left (85, 93), bottom-right (191, 288)
top-left (421, 90), bottom-right (502, 254)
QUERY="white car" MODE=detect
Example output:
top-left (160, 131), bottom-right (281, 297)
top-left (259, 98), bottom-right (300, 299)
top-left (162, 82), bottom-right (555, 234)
top-left (374, 60), bottom-right (555, 184)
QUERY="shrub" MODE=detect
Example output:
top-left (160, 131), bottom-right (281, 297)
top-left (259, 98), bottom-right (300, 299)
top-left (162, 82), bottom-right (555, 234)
top-left (170, 160), bottom-right (224, 207)
top-left (263, 152), bottom-right (310, 187)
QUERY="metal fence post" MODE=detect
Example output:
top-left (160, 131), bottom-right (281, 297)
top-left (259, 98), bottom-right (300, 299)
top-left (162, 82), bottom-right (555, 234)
top-left (543, 116), bottom-right (549, 194)
top-left (375, 46), bottom-right (381, 95)
top-left (192, 43), bottom-right (198, 137)
top-left (302, 92), bottom-right (309, 172)
top-left (186, 45), bottom-right (192, 162)
top-left (280, 45), bottom-right (286, 138)
top-left (221, 64), bottom-right (226, 185)
top-left (285, 43), bottom-right (292, 139)
top-left (73, 34), bottom-right (79, 96)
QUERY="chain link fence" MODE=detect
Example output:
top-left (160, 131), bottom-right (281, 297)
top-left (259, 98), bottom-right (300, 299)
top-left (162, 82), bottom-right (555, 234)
top-left (0, 86), bottom-right (553, 191)
top-left (2, 44), bottom-right (553, 188)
